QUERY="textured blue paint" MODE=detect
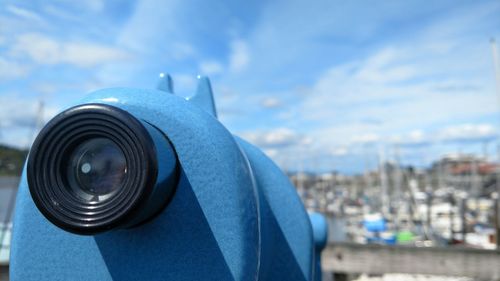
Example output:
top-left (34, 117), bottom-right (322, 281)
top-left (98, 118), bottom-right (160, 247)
top-left (236, 138), bottom-right (314, 280)
top-left (309, 212), bottom-right (328, 281)
top-left (11, 77), bottom-right (324, 280)
top-left (156, 73), bottom-right (174, 93)
top-left (187, 76), bottom-right (218, 118)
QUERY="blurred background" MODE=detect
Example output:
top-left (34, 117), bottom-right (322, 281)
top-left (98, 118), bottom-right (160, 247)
top-left (1, 0), bottom-right (500, 280)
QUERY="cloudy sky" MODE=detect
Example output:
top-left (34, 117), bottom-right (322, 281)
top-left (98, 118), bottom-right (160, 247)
top-left (0, 0), bottom-right (499, 173)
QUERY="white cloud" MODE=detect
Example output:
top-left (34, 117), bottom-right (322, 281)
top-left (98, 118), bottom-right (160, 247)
top-left (6, 5), bottom-right (45, 24)
top-left (355, 48), bottom-right (417, 83)
top-left (116, 0), bottom-right (181, 54)
top-left (31, 82), bottom-right (58, 95)
top-left (241, 127), bottom-right (311, 148)
top-left (171, 42), bottom-right (196, 60)
top-left (229, 39), bottom-right (249, 73)
top-left (331, 147), bottom-right (349, 156)
top-left (42, 5), bottom-right (75, 21)
top-left (297, 38), bottom-right (497, 151)
top-left (0, 58), bottom-right (30, 80)
top-left (438, 124), bottom-right (497, 143)
top-left (221, 1), bottom-right (499, 172)
top-left (0, 95), bottom-right (58, 147)
top-left (260, 97), bottom-right (282, 108)
top-left (199, 60), bottom-right (224, 75)
top-left (84, 0), bottom-right (105, 13)
top-left (351, 133), bottom-right (380, 145)
top-left (347, 124), bottom-right (498, 149)
top-left (10, 33), bottom-right (131, 67)
top-left (46, 0), bottom-right (105, 14)
top-left (391, 130), bottom-right (429, 146)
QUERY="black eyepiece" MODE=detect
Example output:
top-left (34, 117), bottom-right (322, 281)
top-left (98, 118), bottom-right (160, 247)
top-left (27, 104), bottom-right (178, 235)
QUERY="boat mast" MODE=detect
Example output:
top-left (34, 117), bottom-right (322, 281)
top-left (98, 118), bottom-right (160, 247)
top-left (30, 100), bottom-right (45, 146)
top-left (490, 38), bottom-right (500, 248)
top-left (378, 147), bottom-right (389, 217)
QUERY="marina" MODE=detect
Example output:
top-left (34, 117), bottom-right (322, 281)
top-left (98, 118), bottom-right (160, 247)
top-left (0, 177), bottom-right (17, 281)
top-left (0, 177), bottom-right (18, 263)
top-left (292, 153), bottom-right (500, 251)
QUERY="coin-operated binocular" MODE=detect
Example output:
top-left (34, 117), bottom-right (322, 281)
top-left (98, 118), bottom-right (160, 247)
top-left (11, 74), bottom-right (328, 281)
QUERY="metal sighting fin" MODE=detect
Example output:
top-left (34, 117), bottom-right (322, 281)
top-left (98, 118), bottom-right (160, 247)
top-left (187, 75), bottom-right (218, 118)
top-left (156, 73), bottom-right (217, 118)
top-left (156, 72), bottom-right (174, 93)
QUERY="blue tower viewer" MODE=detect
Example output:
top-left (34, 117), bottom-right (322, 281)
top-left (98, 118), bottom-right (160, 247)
top-left (11, 73), bottom-right (328, 280)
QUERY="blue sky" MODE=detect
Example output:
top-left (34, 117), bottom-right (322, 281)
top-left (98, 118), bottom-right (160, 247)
top-left (0, 0), bottom-right (499, 174)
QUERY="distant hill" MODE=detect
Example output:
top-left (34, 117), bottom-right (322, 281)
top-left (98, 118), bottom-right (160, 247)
top-left (0, 145), bottom-right (28, 176)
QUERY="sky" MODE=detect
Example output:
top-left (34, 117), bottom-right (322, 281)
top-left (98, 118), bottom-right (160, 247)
top-left (0, 0), bottom-right (499, 174)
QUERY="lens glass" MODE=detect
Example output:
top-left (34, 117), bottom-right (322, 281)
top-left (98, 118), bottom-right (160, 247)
top-left (65, 138), bottom-right (127, 201)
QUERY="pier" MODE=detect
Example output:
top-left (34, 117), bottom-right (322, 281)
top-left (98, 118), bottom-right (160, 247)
top-left (323, 242), bottom-right (500, 280)
top-left (1, 263), bottom-right (8, 281)
top-left (3, 243), bottom-right (500, 280)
